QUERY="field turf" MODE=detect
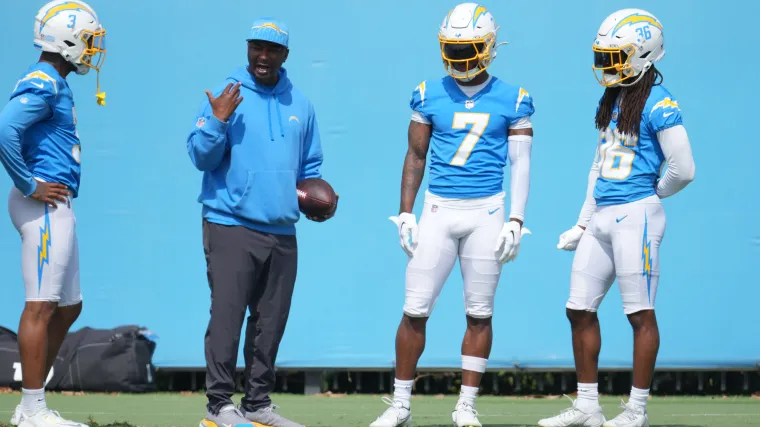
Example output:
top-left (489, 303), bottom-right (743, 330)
top-left (0, 392), bottom-right (758, 426)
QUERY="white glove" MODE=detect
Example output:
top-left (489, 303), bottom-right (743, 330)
top-left (389, 212), bottom-right (419, 256)
top-left (557, 225), bottom-right (585, 251)
top-left (494, 221), bottom-right (531, 264)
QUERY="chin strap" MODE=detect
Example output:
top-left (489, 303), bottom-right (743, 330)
top-left (617, 64), bottom-right (651, 88)
top-left (95, 70), bottom-right (106, 106)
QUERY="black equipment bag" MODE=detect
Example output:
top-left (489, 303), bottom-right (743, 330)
top-left (0, 325), bottom-right (157, 392)
top-left (0, 326), bottom-right (23, 387)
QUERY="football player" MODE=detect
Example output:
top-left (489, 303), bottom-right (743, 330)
top-left (0, 1), bottom-right (106, 426)
top-left (371, 3), bottom-right (535, 426)
top-left (538, 8), bottom-right (695, 427)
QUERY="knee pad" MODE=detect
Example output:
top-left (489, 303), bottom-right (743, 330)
top-left (567, 269), bottom-right (611, 312)
top-left (460, 255), bottom-right (499, 319)
top-left (58, 297), bottom-right (82, 308)
top-left (403, 266), bottom-right (446, 318)
top-left (565, 296), bottom-right (603, 313)
top-left (403, 294), bottom-right (435, 318)
top-left (463, 293), bottom-right (494, 319)
top-left (618, 272), bottom-right (658, 315)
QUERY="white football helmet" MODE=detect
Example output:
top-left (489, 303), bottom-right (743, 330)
top-left (592, 8), bottom-right (665, 87)
top-left (33, 0), bottom-right (107, 104)
top-left (438, 3), bottom-right (506, 82)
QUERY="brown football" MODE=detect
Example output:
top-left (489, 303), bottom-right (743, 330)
top-left (296, 178), bottom-right (337, 217)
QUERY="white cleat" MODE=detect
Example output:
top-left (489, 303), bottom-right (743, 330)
top-left (537, 395), bottom-right (606, 427)
top-left (603, 401), bottom-right (649, 427)
top-left (451, 402), bottom-right (482, 427)
top-left (369, 396), bottom-right (412, 427)
top-left (10, 405), bottom-right (22, 426)
top-left (17, 408), bottom-right (88, 427)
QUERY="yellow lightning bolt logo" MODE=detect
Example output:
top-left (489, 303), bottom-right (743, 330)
top-left (472, 5), bottom-right (487, 28)
top-left (415, 81), bottom-right (426, 107)
top-left (516, 88), bottom-right (529, 112)
top-left (642, 212), bottom-right (653, 302)
top-left (612, 13), bottom-right (662, 36)
top-left (37, 206), bottom-right (51, 292)
top-left (24, 71), bottom-right (54, 83)
top-left (14, 71), bottom-right (58, 95)
top-left (650, 97), bottom-right (679, 113)
top-left (252, 22), bottom-right (288, 35)
top-left (40, 1), bottom-right (95, 32)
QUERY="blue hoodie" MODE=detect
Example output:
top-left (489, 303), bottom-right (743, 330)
top-left (187, 66), bottom-right (323, 235)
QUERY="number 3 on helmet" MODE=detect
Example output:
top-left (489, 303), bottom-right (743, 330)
top-left (438, 3), bottom-right (507, 82)
top-left (33, 0), bottom-right (107, 104)
top-left (592, 8), bottom-right (665, 87)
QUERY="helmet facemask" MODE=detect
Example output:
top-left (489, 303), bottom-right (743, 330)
top-left (74, 29), bottom-right (106, 75)
top-left (592, 44), bottom-right (641, 87)
top-left (440, 33), bottom-right (495, 82)
top-left (73, 28), bottom-right (107, 105)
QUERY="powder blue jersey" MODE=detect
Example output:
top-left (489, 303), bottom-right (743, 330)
top-left (593, 85), bottom-right (683, 205)
top-left (0, 62), bottom-right (81, 198)
top-left (410, 75), bottom-right (534, 198)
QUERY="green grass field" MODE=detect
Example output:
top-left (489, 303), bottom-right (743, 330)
top-left (0, 392), bottom-right (758, 427)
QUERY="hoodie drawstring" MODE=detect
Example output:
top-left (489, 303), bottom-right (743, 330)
top-left (266, 93), bottom-right (285, 141)
top-left (267, 96), bottom-right (274, 141)
top-left (274, 93), bottom-right (284, 138)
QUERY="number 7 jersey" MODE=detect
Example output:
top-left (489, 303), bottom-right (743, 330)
top-left (593, 84), bottom-right (683, 205)
top-left (410, 75), bottom-right (535, 199)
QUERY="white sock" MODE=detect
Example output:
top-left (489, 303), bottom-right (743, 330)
top-left (629, 386), bottom-right (649, 408)
top-left (393, 378), bottom-right (413, 408)
top-left (21, 388), bottom-right (46, 416)
top-left (576, 382), bottom-right (600, 412)
top-left (459, 355), bottom-right (487, 407)
top-left (457, 385), bottom-right (479, 407)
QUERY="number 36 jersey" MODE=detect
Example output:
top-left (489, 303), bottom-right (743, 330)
top-left (410, 75), bottom-right (535, 199)
top-left (593, 84), bottom-right (683, 206)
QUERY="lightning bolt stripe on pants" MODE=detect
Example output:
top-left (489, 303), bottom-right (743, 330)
top-left (641, 211), bottom-right (653, 303)
top-left (37, 204), bottom-right (52, 294)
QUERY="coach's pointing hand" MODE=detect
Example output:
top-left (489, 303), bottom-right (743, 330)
top-left (30, 181), bottom-right (69, 208)
top-left (206, 82), bottom-right (244, 122)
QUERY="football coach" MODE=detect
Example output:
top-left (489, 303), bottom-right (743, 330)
top-left (186, 17), bottom-right (337, 427)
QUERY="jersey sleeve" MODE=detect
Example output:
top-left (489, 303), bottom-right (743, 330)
top-left (647, 96), bottom-right (683, 133)
top-left (0, 94), bottom-right (52, 196)
top-left (510, 87), bottom-right (535, 125)
top-left (11, 71), bottom-right (58, 107)
top-left (409, 81), bottom-right (431, 123)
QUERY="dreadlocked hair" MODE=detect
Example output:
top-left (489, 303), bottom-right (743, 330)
top-left (595, 65), bottom-right (663, 137)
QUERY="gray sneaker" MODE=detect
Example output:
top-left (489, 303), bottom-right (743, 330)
top-left (241, 404), bottom-right (304, 427)
top-left (200, 404), bottom-right (253, 427)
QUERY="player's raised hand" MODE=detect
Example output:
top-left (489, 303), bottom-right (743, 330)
top-left (557, 225), bottom-right (585, 251)
top-left (389, 212), bottom-right (419, 256)
top-left (495, 220), bottom-right (531, 264)
top-left (29, 181), bottom-right (69, 208)
top-left (205, 82), bottom-right (244, 123)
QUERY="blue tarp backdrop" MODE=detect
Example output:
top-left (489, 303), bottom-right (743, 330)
top-left (0, 0), bottom-right (757, 370)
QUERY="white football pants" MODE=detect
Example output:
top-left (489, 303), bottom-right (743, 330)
top-left (567, 195), bottom-right (665, 315)
top-left (404, 190), bottom-right (505, 319)
top-left (8, 186), bottom-right (81, 306)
